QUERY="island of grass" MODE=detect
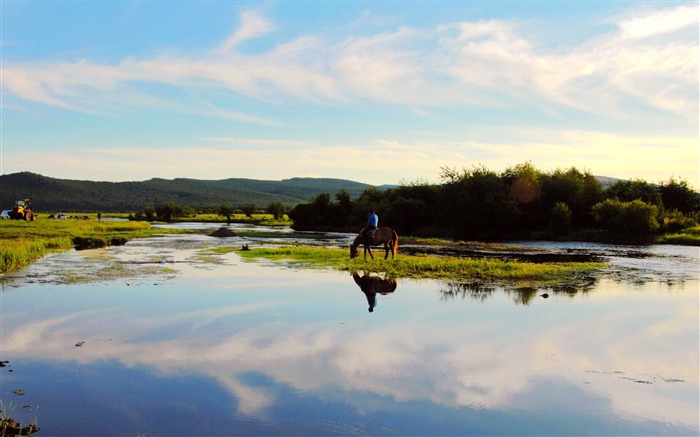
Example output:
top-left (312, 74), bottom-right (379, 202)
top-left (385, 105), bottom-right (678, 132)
top-left (211, 245), bottom-right (607, 286)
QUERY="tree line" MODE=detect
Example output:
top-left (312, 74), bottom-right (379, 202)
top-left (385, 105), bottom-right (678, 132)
top-left (130, 202), bottom-right (287, 222)
top-left (288, 163), bottom-right (700, 242)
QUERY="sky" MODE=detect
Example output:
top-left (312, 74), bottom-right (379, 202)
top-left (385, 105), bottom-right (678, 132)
top-left (1, 1), bottom-right (698, 188)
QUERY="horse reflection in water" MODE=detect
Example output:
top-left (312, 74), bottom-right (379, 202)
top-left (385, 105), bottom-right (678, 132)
top-left (352, 272), bottom-right (397, 312)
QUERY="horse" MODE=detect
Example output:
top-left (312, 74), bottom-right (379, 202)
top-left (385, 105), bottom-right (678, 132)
top-left (350, 227), bottom-right (399, 260)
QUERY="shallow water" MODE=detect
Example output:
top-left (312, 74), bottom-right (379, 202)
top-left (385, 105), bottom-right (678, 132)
top-left (1, 225), bottom-right (698, 436)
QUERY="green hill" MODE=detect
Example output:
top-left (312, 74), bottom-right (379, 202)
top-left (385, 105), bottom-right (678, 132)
top-left (0, 172), bottom-right (373, 213)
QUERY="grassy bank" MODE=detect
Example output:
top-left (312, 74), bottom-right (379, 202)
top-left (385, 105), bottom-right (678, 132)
top-left (219, 246), bottom-right (606, 285)
top-left (655, 226), bottom-right (700, 245)
top-left (173, 213), bottom-right (293, 226)
top-left (0, 219), bottom-right (187, 274)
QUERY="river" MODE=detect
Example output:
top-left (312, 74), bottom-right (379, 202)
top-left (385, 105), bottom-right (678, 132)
top-left (1, 223), bottom-right (698, 436)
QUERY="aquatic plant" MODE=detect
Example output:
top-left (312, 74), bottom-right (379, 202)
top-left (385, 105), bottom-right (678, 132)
top-left (0, 400), bottom-right (40, 437)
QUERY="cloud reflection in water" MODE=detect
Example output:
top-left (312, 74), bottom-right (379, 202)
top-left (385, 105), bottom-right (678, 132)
top-left (1, 246), bottom-right (698, 435)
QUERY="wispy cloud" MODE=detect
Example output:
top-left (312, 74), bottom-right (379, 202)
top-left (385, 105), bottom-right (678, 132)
top-left (619, 4), bottom-right (698, 39)
top-left (3, 5), bottom-right (696, 121)
top-left (217, 10), bottom-right (275, 52)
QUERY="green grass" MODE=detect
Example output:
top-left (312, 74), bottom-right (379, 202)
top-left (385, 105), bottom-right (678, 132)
top-left (231, 246), bottom-right (606, 285)
top-left (656, 226), bottom-right (700, 245)
top-left (180, 213), bottom-right (293, 226)
top-left (0, 219), bottom-right (188, 273)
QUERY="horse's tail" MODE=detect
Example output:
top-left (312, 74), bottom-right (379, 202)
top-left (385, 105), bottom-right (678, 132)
top-left (391, 229), bottom-right (399, 256)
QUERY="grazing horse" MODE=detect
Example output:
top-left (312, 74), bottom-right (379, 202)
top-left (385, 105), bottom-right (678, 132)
top-left (350, 227), bottom-right (399, 260)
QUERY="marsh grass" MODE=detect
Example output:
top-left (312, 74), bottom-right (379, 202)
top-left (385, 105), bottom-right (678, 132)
top-left (0, 220), bottom-right (187, 273)
top-left (0, 400), bottom-right (39, 437)
top-left (234, 246), bottom-right (605, 284)
top-left (656, 226), bottom-right (700, 245)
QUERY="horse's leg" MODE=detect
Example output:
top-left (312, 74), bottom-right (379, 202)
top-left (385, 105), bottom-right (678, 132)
top-left (384, 243), bottom-right (389, 260)
top-left (365, 245), bottom-right (374, 260)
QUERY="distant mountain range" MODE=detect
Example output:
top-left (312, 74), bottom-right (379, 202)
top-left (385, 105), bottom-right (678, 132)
top-left (0, 172), bottom-right (376, 212)
top-left (0, 171), bottom-right (622, 213)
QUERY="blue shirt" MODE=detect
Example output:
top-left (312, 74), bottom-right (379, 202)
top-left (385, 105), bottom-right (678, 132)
top-left (368, 213), bottom-right (378, 227)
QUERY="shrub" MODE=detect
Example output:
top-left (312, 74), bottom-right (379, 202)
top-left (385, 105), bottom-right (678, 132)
top-left (660, 209), bottom-right (698, 233)
top-left (548, 202), bottom-right (572, 237)
top-left (592, 199), bottom-right (659, 235)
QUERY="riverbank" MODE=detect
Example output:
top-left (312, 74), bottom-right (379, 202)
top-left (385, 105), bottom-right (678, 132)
top-left (0, 219), bottom-right (190, 273)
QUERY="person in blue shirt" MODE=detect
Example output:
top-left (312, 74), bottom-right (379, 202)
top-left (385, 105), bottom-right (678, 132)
top-left (368, 209), bottom-right (378, 228)
top-left (362, 209), bottom-right (379, 245)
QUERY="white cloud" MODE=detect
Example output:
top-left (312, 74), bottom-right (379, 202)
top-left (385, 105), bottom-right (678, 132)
top-left (619, 4), bottom-right (699, 39)
top-left (2, 5), bottom-right (697, 187)
top-left (3, 5), bottom-right (696, 120)
top-left (217, 10), bottom-right (275, 52)
top-left (3, 260), bottom-right (698, 428)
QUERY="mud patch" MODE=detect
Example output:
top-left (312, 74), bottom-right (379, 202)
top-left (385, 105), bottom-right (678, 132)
top-left (209, 227), bottom-right (237, 237)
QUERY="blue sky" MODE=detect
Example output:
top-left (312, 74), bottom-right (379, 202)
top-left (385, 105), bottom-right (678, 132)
top-left (1, 1), bottom-right (698, 187)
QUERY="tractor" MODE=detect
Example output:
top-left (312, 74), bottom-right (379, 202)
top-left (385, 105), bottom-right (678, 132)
top-left (9, 198), bottom-right (35, 221)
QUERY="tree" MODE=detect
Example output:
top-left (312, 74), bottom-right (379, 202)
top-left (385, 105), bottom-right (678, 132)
top-left (156, 203), bottom-right (195, 222)
top-left (437, 165), bottom-right (520, 238)
top-left (605, 179), bottom-right (662, 206)
top-left (541, 167), bottom-right (602, 227)
top-left (502, 162), bottom-right (545, 231)
top-left (385, 198), bottom-right (429, 235)
top-left (592, 199), bottom-right (660, 236)
top-left (335, 189), bottom-right (353, 215)
top-left (352, 187), bottom-right (389, 227)
top-left (266, 202), bottom-right (285, 220)
top-left (548, 202), bottom-right (572, 237)
top-left (143, 206), bottom-right (156, 221)
top-left (288, 193), bottom-right (345, 229)
top-left (241, 204), bottom-right (258, 218)
top-left (659, 178), bottom-right (700, 213)
top-left (218, 204), bottom-right (235, 223)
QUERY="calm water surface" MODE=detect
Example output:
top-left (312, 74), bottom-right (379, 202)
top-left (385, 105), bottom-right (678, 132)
top-left (1, 224), bottom-right (698, 436)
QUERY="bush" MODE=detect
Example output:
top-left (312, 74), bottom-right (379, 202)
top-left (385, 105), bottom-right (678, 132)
top-left (548, 202), bottom-right (572, 237)
top-left (659, 178), bottom-right (700, 213)
top-left (592, 199), bottom-right (660, 236)
top-left (384, 198), bottom-right (429, 235)
top-left (660, 209), bottom-right (698, 233)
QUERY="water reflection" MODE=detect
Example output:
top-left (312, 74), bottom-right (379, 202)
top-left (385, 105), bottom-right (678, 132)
top-left (440, 277), bottom-right (599, 305)
top-left (352, 272), bottom-right (397, 312)
top-left (1, 229), bottom-right (698, 435)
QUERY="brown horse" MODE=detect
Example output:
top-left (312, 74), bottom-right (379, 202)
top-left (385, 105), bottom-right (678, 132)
top-left (350, 227), bottom-right (399, 260)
